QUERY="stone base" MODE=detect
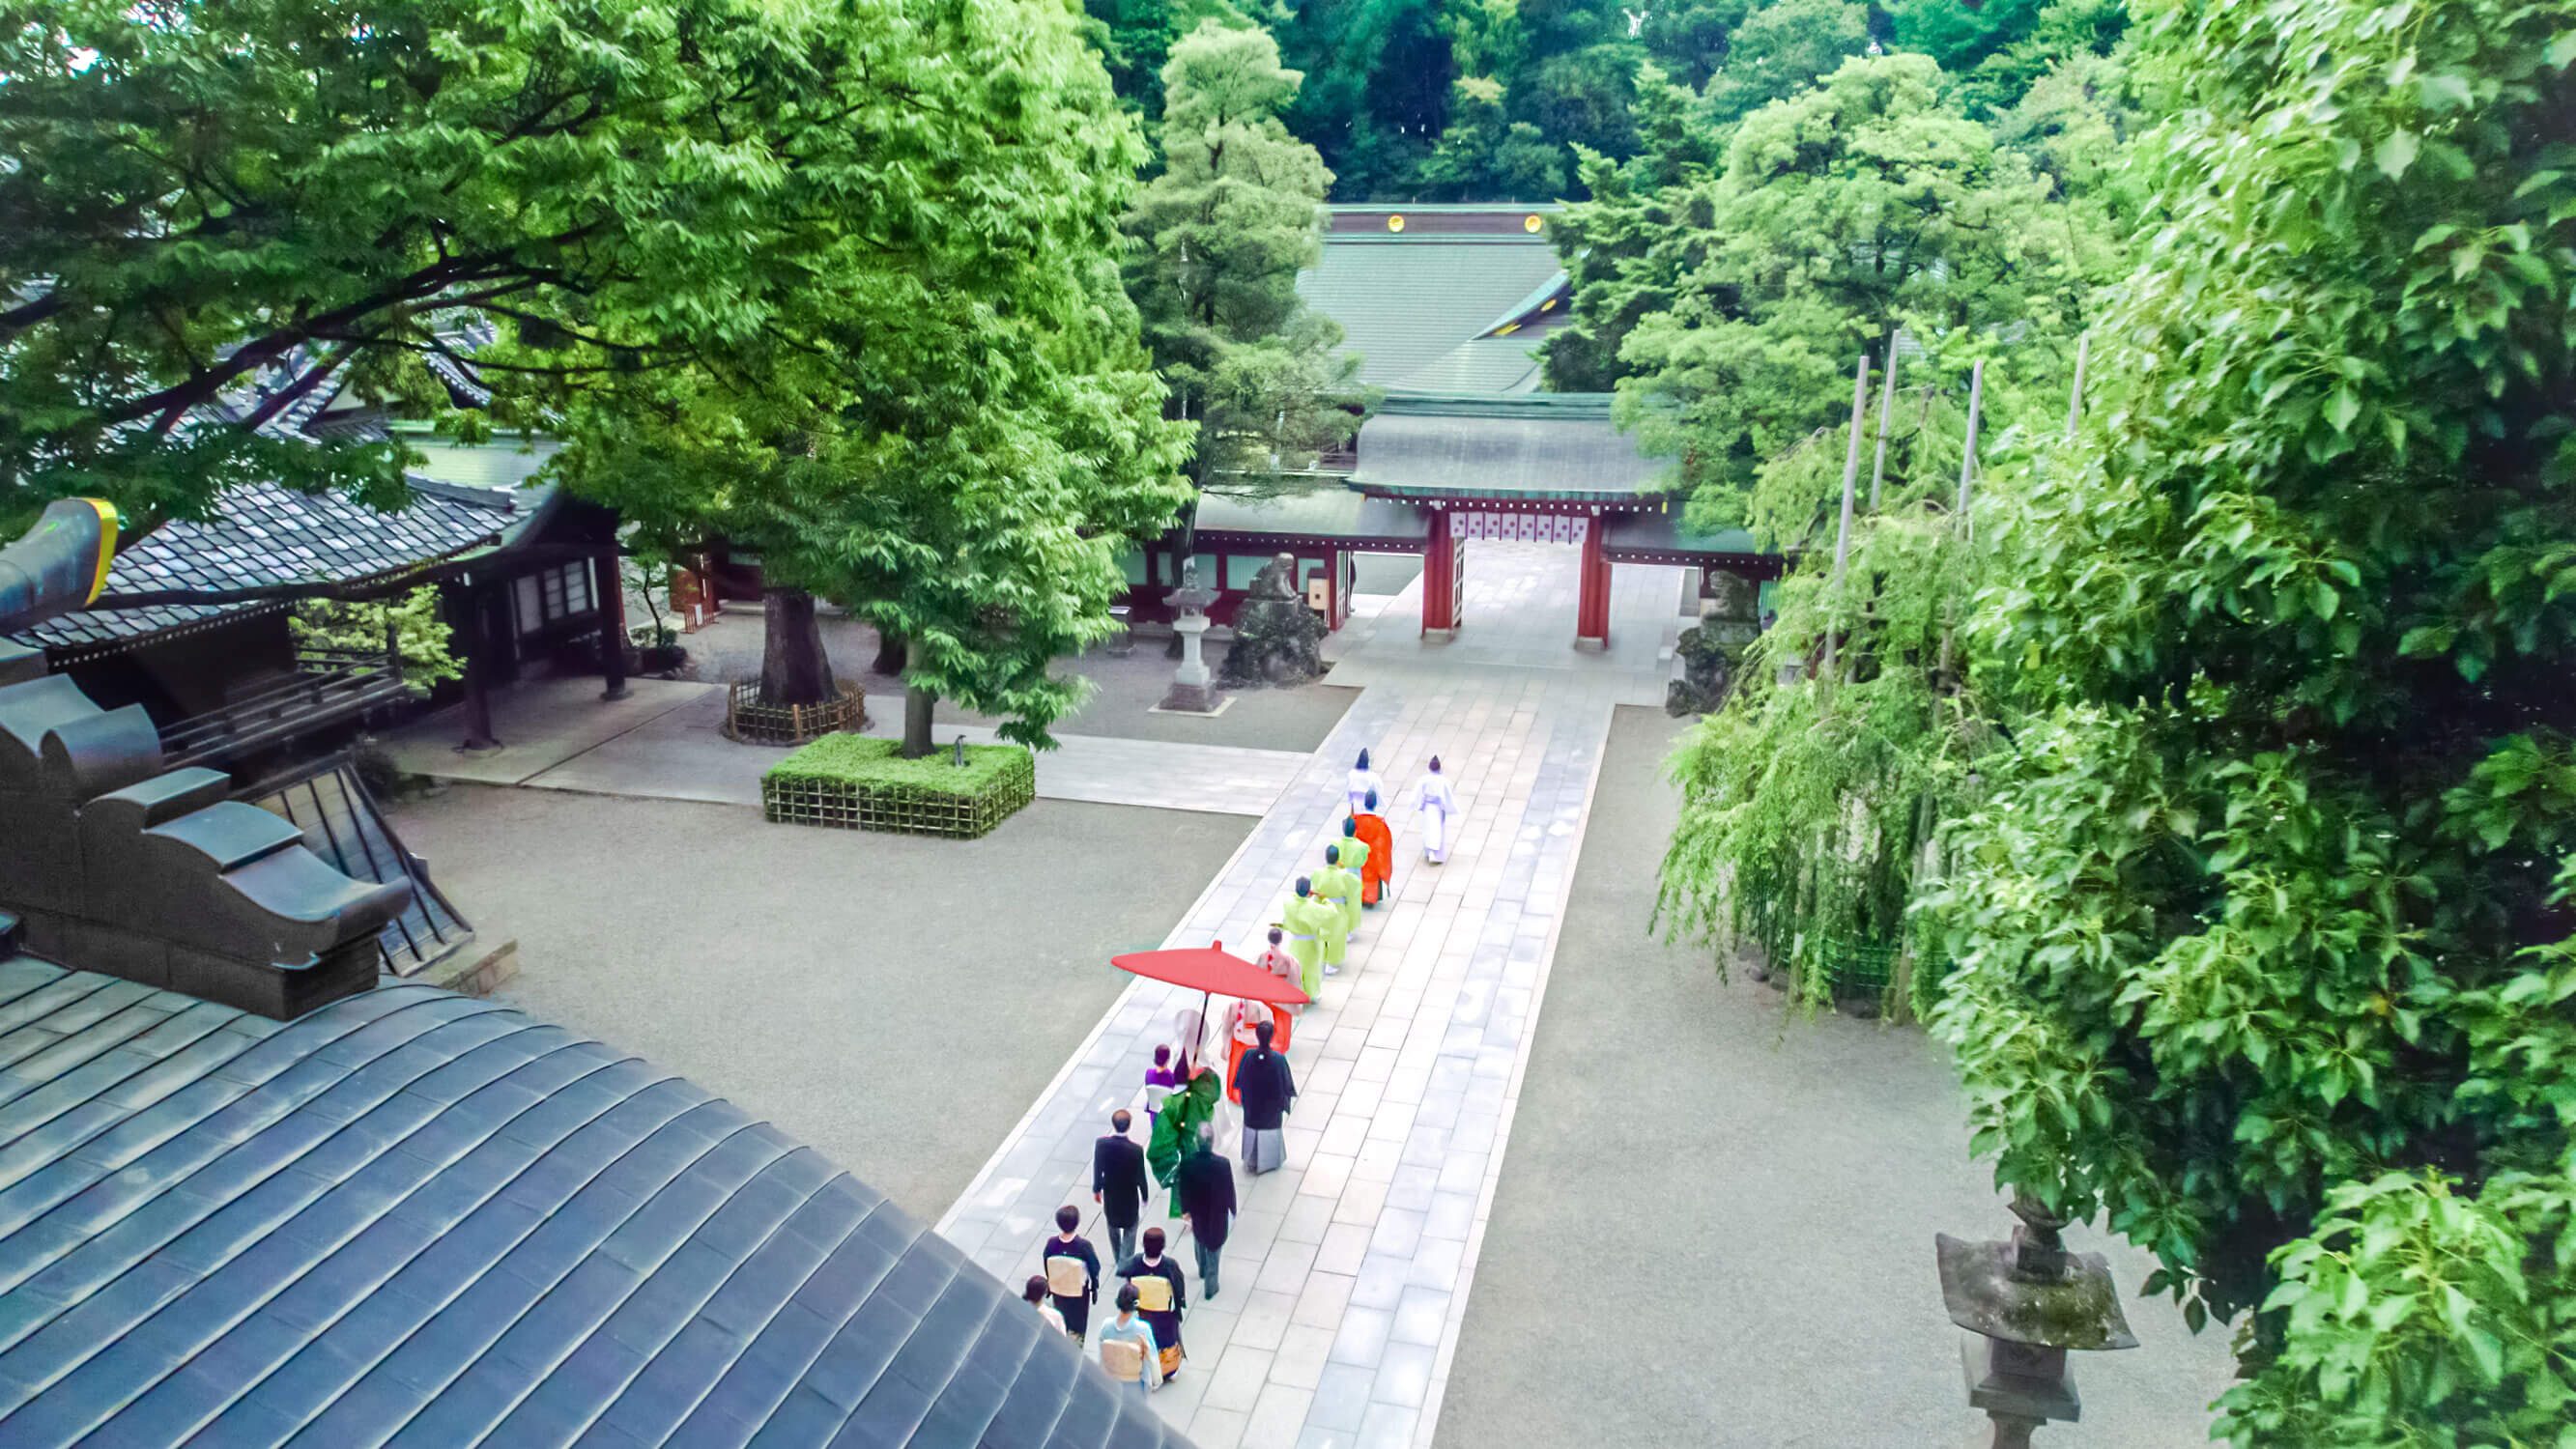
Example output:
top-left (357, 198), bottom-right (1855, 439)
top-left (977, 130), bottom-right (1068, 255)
top-left (1572, 635), bottom-right (1609, 653)
top-left (414, 937), bottom-right (519, 998)
top-left (1149, 694), bottom-right (1237, 719)
top-left (1420, 627), bottom-right (1458, 643)
top-left (1158, 682), bottom-right (1226, 714)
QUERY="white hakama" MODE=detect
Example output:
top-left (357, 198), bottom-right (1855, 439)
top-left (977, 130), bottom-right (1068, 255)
top-left (1414, 775), bottom-right (1458, 863)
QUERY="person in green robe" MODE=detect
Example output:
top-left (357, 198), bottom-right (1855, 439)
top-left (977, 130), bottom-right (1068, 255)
top-left (1147, 1065), bottom-right (1220, 1218)
top-left (1279, 875), bottom-right (1329, 997)
top-left (1336, 817), bottom-right (1371, 895)
top-left (1312, 849), bottom-right (1356, 978)
top-left (1323, 838), bottom-right (1364, 938)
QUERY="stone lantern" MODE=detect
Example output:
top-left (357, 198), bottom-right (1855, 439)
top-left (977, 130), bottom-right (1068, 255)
top-left (1934, 1194), bottom-right (2138, 1447)
top-left (1159, 558), bottom-right (1223, 713)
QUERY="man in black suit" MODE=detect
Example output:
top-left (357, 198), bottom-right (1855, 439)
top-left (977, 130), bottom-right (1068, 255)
top-left (1093, 1109), bottom-right (1151, 1268)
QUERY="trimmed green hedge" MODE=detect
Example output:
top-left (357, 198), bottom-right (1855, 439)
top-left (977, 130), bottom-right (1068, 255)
top-left (761, 734), bottom-right (1036, 838)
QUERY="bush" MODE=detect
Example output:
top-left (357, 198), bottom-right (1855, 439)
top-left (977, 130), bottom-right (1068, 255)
top-left (761, 733), bottom-right (1036, 838)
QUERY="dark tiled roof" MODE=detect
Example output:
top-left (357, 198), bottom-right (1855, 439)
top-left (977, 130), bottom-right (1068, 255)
top-left (0, 963), bottom-right (1188, 1449)
top-left (12, 481), bottom-right (515, 651)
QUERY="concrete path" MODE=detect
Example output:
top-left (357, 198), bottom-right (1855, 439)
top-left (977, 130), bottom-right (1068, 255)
top-left (937, 541), bottom-right (1684, 1449)
top-left (380, 679), bottom-right (1313, 817)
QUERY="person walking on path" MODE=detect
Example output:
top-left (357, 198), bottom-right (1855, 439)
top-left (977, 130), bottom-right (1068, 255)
top-left (1042, 1206), bottom-right (1100, 1343)
top-left (1280, 876), bottom-right (1332, 997)
top-left (1118, 1227), bottom-right (1189, 1384)
top-left (1327, 831), bottom-right (1366, 938)
top-left (1096, 1285), bottom-right (1163, 1398)
top-left (1025, 1276), bottom-right (1068, 1336)
top-left (1142, 1046), bottom-right (1179, 1124)
top-left (1094, 1110), bottom-right (1152, 1268)
top-left (1355, 790), bottom-right (1395, 907)
top-left (1414, 755), bottom-right (1460, 864)
top-left (1224, 996), bottom-right (1277, 1104)
top-left (1313, 846), bottom-right (1356, 976)
top-left (1175, 1125), bottom-right (1238, 1299)
top-left (1251, 926), bottom-right (1301, 1043)
top-left (1230, 1018), bottom-right (1297, 1175)
top-left (1346, 748), bottom-right (1383, 816)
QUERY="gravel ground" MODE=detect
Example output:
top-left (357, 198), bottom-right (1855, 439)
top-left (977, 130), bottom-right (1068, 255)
top-left (1432, 705), bottom-right (2238, 1449)
top-left (667, 607), bottom-right (1359, 753)
top-left (391, 783), bottom-right (1251, 1219)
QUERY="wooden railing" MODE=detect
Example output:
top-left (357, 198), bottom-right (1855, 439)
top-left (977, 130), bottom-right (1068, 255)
top-left (159, 647), bottom-right (413, 771)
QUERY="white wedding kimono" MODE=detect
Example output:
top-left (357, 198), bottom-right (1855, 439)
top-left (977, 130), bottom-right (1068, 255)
top-left (1413, 773), bottom-right (1459, 863)
top-left (1346, 766), bottom-right (1384, 816)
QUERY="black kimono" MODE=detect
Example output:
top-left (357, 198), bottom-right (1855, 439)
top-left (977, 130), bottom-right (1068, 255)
top-left (1042, 1233), bottom-right (1100, 1340)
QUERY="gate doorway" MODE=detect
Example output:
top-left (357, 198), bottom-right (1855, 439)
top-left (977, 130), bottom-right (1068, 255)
top-left (1421, 506), bottom-right (1616, 649)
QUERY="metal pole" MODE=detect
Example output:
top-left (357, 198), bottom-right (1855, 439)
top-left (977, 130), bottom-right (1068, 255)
top-left (1954, 358), bottom-right (1987, 537)
top-left (1868, 345), bottom-right (1900, 509)
top-left (1823, 352), bottom-right (1870, 680)
top-left (2064, 333), bottom-right (2089, 441)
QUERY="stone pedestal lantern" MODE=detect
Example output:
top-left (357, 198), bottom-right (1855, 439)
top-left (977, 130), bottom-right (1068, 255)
top-left (1935, 1195), bottom-right (2138, 1447)
top-left (1159, 560), bottom-right (1223, 713)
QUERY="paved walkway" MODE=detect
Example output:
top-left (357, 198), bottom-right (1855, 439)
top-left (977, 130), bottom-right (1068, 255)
top-left (936, 542), bottom-right (1684, 1449)
top-left (381, 680), bottom-right (1312, 817)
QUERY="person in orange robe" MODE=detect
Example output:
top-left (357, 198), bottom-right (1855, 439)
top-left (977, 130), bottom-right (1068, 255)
top-left (1355, 790), bottom-right (1395, 907)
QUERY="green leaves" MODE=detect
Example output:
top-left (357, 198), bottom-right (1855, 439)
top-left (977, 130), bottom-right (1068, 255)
top-left (1921, 3), bottom-right (2576, 1442)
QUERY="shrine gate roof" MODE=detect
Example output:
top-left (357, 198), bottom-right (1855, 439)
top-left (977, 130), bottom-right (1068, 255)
top-left (1193, 487), bottom-right (1431, 546)
top-left (1346, 394), bottom-right (1674, 503)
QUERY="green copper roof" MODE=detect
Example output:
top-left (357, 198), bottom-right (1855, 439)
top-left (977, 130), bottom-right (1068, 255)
top-left (1348, 394), bottom-right (1674, 500)
top-left (1193, 486), bottom-right (1429, 543)
top-left (1299, 235), bottom-right (1567, 389)
top-left (1600, 506), bottom-right (1764, 559)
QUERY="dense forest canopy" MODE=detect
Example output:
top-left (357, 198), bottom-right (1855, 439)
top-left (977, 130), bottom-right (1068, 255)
top-left (1078, 0), bottom-right (2129, 200)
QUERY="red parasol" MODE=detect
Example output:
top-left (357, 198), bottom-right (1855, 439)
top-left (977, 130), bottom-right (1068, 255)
top-left (1111, 942), bottom-right (1310, 1010)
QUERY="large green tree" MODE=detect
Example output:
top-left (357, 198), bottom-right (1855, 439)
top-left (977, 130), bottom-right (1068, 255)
top-left (524, 0), bottom-right (1189, 748)
top-left (1928, 0), bottom-right (2576, 1439)
top-left (1604, 55), bottom-right (2096, 522)
top-left (1124, 22), bottom-right (1363, 536)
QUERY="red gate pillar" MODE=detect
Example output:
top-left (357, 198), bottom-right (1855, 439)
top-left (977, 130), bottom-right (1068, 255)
top-left (1575, 520), bottom-right (1612, 651)
top-left (1422, 520), bottom-right (1460, 640)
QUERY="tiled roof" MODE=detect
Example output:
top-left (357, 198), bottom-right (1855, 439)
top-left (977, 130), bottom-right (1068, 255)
top-left (1297, 235), bottom-right (1568, 389)
top-left (1387, 313), bottom-right (1566, 395)
top-left (1193, 486), bottom-right (1430, 543)
top-left (0, 961), bottom-right (1189, 1449)
top-left (12, 482), bottom-right (515, 651)
top-left (1348, 394), bottom-right (1673, 500)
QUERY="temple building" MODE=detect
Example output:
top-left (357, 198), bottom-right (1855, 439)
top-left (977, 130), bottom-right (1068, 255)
top-left (1120, 204), bottom-right (1783, 646)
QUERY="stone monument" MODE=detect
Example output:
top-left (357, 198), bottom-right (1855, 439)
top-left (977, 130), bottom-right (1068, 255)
top-left (1667, 570), bottom-right (1763, 716)
top-left (1159, 558), bottom-right (1224, 713)
top-left (1219, 553), bottom-right (1329, 688)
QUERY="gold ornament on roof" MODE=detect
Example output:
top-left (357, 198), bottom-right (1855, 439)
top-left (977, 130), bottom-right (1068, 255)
top-left (1387, 214), bottom-right (1406, 232)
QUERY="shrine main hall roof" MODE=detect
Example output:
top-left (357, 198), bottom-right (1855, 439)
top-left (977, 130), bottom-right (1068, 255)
top-left (0, 956), bottom-right (1190, 1449)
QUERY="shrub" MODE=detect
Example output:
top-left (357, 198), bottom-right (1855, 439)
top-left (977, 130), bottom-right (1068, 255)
top-left (761, 734), bottom-right (1036, 838)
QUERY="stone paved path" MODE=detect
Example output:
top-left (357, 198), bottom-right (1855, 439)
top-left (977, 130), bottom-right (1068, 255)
top-left (937, 542), bottom-right (1686, 1449)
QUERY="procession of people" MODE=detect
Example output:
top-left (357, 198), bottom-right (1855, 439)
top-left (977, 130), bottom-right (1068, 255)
top-left (1024, 744), bottom-right (1463, 1396)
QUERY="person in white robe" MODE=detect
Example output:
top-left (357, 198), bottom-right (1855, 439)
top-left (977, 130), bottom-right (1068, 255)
top-left (1413, 755), bottom-right (1459, 864)
top-left (1346, 749), bottom-right (1384, 817)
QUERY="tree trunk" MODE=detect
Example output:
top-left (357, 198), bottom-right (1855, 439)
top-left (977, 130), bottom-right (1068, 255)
top-left (760, 587), bottom-right (835, 705)
top-left (871, 626), bottom-right (907, 675)
top-left (901, 683), bottom-right (937, 758)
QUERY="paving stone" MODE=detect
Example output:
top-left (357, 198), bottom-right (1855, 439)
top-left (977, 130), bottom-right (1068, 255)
top-left (937, 547), bottom-right (1685, 1448)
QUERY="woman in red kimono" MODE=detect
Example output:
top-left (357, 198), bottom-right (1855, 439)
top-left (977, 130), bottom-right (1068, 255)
top-left (1354, 789), bottom-right (1396, 907)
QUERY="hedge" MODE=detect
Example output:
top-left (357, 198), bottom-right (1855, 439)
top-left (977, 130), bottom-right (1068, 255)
top-left (761, 733), bottom-right (1036, 838)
